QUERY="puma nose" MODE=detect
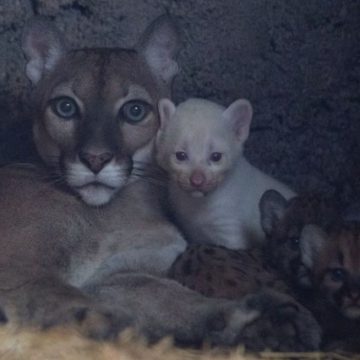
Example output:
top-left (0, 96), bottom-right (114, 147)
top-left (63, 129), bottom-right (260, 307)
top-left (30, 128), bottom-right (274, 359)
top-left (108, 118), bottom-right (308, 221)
top-left (79, 151), bottom-right (113, 174)
top-left (190, 171), bottom-right (205, 187)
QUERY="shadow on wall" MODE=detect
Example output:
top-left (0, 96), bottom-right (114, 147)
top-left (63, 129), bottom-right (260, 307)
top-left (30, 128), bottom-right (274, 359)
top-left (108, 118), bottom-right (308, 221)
top-left (0, 0), bottom-right (359, 207)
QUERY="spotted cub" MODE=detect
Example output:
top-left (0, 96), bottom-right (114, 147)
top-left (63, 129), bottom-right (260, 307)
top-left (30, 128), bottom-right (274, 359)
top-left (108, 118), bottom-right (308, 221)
top-left (260, 191), bottom-right (360, 351)
top-left (259, 189), bottom-right (339, 289)
top-left (169, 244), bottom-right (289, 299)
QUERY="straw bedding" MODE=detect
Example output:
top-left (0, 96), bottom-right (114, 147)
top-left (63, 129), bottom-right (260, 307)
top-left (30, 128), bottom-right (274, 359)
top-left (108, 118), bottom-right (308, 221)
top-left (0, 326), bottom-right (357, 360)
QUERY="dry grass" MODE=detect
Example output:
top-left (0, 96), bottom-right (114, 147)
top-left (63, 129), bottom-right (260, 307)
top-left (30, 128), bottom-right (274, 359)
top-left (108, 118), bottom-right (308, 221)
top-left (0, 326), bottom-right (358, 360)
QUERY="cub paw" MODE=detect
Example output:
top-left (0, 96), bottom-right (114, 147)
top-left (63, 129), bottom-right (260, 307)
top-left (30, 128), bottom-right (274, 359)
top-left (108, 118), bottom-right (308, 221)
top-left (238, 291), bottom-right (322, 351)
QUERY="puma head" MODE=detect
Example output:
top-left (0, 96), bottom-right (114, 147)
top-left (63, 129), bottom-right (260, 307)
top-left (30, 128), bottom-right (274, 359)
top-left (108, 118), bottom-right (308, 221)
top-left (22, 16), bottom-right (179, 206)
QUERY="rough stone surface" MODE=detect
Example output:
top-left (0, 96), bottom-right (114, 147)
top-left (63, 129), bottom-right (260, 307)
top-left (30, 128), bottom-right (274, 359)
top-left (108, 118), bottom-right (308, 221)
top-left (0, 0), bottom-right (359, 209)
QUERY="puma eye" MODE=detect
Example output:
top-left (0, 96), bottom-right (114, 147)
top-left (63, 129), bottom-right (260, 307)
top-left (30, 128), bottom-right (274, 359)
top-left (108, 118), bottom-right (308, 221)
top-left (329, 268), bottom-right (346, 282)
top-left (210, 152), bottom-right (222, 162)
top-left (120, 100), bottom-right (151, 124)
top-left (175, 151), bottom-right (188, 161)
top-left (51, 96), bottom-right (78, 119)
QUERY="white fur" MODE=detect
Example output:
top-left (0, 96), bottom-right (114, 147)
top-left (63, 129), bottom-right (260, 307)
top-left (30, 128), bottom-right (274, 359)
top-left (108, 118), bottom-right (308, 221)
top-left (22, 21), bottom-right (65, 84)
top-left (66, 160), bottom-right (129, 206)
top-left (300, 224), bottom-right (327, 269)
top-left (26, 45), bottom-right (64, 84)
top-left (170, 158), bottom-right (295, 248)
top-left (156, 98), bottom-right (295, 249)
top-left (139, 17), bottom-right (179, 84)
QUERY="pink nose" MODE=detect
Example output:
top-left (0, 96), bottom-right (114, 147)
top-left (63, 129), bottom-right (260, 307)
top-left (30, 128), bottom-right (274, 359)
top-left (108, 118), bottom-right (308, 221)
top-left (79, 151), bottom-right (113, 174)
top-left (190, 171), bottom-right (205, 187)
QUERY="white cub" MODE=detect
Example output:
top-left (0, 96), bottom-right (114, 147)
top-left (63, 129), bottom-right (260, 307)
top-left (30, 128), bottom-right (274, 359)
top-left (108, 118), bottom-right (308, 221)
top-left (155, 98), bottom-right (295, 249)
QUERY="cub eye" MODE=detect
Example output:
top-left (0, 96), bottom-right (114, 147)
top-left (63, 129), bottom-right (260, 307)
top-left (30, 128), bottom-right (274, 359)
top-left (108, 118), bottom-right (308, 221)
top-left (210, 152), bottom-right (222, 162)
top-left (120, 100), bottom-right (151, 124)
top-left (51, 96), bottom-right (78, 119)
top-left (175, 151), bottom-right (188, 161)
top-left (329, 268), bottom-right (346, 282)
top-left (289, 236), bottom-right (300, 250)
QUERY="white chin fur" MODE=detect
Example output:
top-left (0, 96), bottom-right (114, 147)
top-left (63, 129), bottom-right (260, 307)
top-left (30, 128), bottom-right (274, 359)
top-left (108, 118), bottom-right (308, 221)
top-left (65, 160), bottom-right (129, 206)
top-left (78, 185), bottom-right (117, 206)
top-left (191, 191), bottom-right (205, 198)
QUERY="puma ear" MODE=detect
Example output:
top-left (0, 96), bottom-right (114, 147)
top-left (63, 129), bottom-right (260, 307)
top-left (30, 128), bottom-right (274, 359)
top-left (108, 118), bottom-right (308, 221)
top-left (300, 224), bottom-right (328, 269)
top-left (259, 189), bottom-right (288, 236)
top-left (158, 98), bottom-right (176, 130)
top-left (137, 15), bottom-right (180, 85)
top-left (22, 17), bottom-right (67, 84)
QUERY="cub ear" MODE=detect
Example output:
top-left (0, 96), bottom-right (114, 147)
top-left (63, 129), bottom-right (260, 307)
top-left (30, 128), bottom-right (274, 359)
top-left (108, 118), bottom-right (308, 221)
top-left (158, 98), bottom-right (176, 130)
top-left (259, 189), bottom-right (288, 236)
top-left (137, 15), bottom-right (180, 85)
top-left (300, 224), bottom-right (328, 269)
top-left (222, 99), bottom-right (253, 142)
top-left (22, 17), bottom-right (67, 84)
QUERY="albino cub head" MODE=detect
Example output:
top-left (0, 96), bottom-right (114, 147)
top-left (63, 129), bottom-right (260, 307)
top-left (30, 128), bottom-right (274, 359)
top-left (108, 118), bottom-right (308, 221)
top-left (22, 16), bottom-right (179, 206)
top-left (155, 98), bottom-right (252, 197)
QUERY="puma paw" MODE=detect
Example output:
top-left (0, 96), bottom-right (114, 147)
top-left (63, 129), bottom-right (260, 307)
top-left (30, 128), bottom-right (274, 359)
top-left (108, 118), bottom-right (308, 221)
top-left (31, 302), bottom-right (132, 340)
top-left (201, 291), bottom-right (321, 351)
top-left (67, 306), bottom-right (132, 340)
top-left (237, 291), bottom-right (322, 351)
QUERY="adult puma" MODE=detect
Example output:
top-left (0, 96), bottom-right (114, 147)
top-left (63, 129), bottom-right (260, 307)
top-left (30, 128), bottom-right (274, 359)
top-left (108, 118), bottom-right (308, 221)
top-left (0, 17), bottom-right (320, 351)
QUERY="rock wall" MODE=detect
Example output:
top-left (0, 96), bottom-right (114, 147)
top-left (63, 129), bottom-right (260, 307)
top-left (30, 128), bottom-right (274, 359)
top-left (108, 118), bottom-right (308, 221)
top-left (0, 0), bottom-right (359, 208)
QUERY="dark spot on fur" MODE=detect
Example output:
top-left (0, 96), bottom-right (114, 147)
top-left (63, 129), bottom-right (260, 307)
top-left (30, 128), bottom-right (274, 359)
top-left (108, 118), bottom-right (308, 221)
top-left (207, 312), bottom-right (226, 332)
top-left (203, 247), bottom-right (216, 255)
top-left (29, 0), bottom-right (39, 15)
top-left (226, 279), bottom-right (237, 287)
top-left (247, 251), bottom-right (259, 261)
top-left (229, 252), bottom-right (243, 260)
top-left (182, 259), bottom-right (193, 276)
top-left (231, 266), bottom-right (246, 274)
top-left (74, 307), bottom-right (88, 323)
top-left (60, 1), bottom-right (93, 18)
top-left (213, 256), bottom-right (226, 262)
top-left (0, 308), bottom-right (8, 324)
top-left (337, 251), bottom-right (344, 266)
top-left (196, 252), bottom-right (203, 263)
top-left (206, 287), bottom-right (214, 296)
top-left (206, 272), bottom-right (213, 282)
